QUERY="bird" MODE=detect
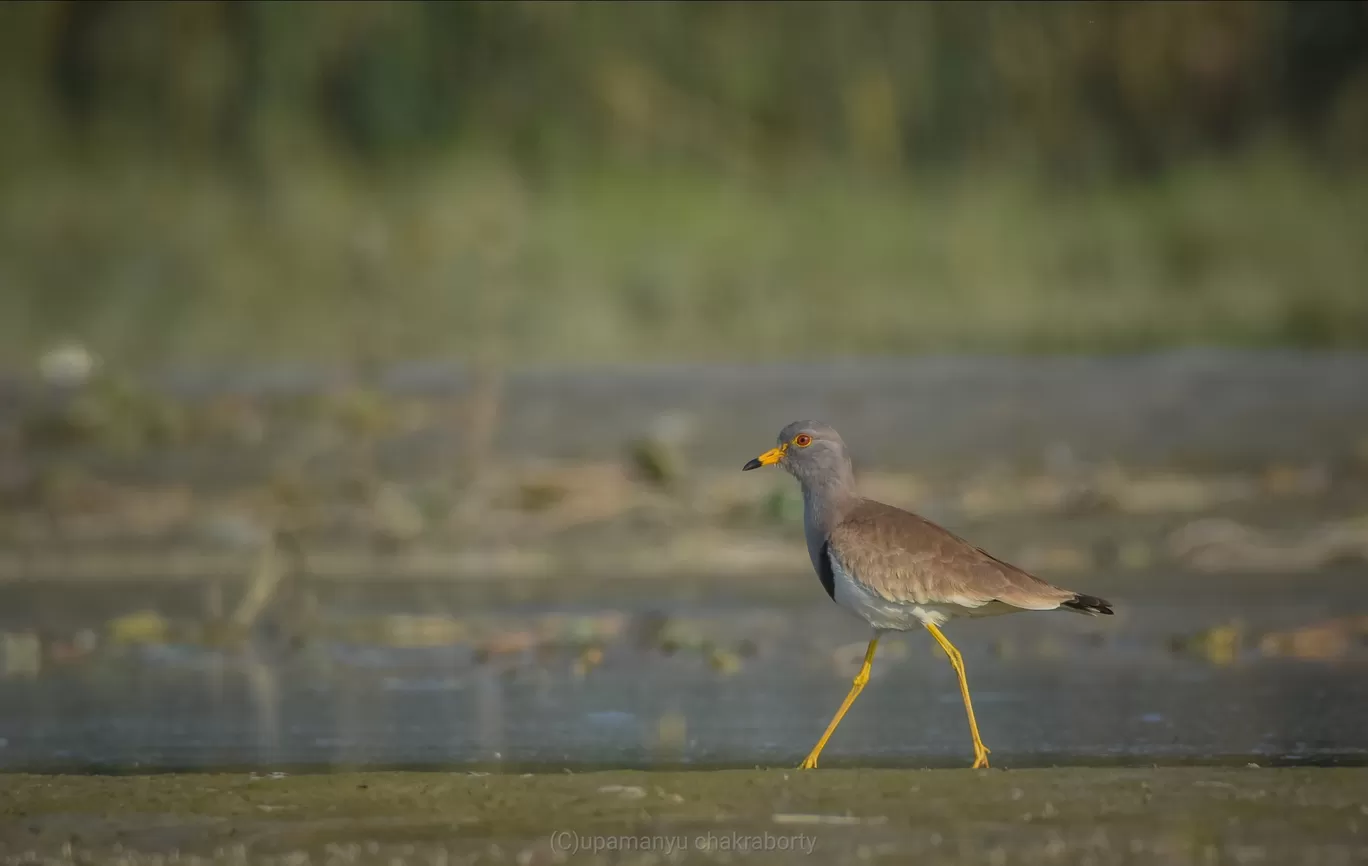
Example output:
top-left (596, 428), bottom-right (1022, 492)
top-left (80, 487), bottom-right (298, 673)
top-left (743, 420), bottom-right (1113, 769)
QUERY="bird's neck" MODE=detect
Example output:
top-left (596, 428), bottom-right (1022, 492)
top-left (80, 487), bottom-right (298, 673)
top-left (799, 465), bottom-right (858, 538)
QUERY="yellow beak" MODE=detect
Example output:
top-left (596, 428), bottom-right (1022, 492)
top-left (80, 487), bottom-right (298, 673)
top-left (742, 445), bottom-right (786, 471)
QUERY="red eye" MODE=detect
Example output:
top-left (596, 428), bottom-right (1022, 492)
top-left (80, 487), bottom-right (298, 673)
top-left (794, 434), bottom-right (812, 447)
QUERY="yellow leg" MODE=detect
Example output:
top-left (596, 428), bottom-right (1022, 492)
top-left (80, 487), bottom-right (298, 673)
top-left (799, 636), bottom-right (879, 770)
top-left (925, 623), bottom-right (991, 768)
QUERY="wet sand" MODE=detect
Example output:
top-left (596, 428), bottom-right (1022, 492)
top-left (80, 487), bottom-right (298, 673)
top-left (2, 768), bottom-right (1366, 865)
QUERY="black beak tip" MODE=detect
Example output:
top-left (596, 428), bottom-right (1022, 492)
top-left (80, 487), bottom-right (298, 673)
top-left (742, 458), bottom-right (763, 472)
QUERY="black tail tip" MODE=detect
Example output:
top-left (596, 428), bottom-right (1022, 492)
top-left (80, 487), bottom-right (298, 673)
top-left (1063, 594), bottom-right (1114, 616)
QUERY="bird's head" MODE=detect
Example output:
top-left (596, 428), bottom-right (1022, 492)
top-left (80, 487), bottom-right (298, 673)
top-left (742, 420), bottom-right (853, 487)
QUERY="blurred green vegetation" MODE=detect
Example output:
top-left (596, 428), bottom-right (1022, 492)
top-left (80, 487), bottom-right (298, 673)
top-left (1, 1), bottom-right (1366, 367)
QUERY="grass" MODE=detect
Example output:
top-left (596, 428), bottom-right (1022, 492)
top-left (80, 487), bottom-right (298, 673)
top-left (2, 149), bottom-right (1367, 370)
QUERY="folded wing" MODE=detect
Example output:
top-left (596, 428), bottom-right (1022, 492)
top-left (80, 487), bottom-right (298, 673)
top-left (827, 499), bottom-right (1079, 613)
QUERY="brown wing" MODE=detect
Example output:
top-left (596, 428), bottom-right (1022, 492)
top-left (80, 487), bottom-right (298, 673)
top-left (827, 499), bottom-right (1076, 611)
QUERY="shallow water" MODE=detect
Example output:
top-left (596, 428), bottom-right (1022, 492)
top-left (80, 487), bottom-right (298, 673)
top-left (1, 570), bottom-right (1365, 773)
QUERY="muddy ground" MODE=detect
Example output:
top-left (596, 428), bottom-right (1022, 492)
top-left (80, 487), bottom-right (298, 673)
top-left (2, 768), bottom-right (1366, 865)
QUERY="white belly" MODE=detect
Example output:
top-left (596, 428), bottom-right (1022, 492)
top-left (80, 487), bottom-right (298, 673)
top-left (828, 557), bottom-right (1019, 630)
top-left (829, 560), bottom-right (957, 629)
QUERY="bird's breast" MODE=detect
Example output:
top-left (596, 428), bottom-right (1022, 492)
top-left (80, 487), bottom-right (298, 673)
top-left (826, 554), bottom-right (952, 630)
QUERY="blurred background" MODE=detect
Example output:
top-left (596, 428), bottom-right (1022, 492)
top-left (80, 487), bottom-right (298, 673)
top-left (1, 1), bottom-right (1367, 774)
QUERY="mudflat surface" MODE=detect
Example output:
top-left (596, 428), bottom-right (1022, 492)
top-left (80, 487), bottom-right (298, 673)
top-left (7, 352), bottom-right (1368, 585)
top-left (1, 769), bottom-right (1365, 865)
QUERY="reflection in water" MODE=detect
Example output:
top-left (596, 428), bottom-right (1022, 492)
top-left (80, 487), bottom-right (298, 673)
top-left (245, 649), bottom-right (280, 764)
top-left (0, 572), bottom-right (1366, 771)
top-left (475, 665), bottom-right (504, 762)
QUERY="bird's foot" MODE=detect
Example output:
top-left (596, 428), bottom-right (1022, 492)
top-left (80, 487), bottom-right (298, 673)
top-left (798, 753), bottom-right (821, 770)
top-left (971, 745), bottom-right (991, 769)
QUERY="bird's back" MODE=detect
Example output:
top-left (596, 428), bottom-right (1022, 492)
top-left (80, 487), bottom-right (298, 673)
top-left (826, 499), bottom-right (1111, 615)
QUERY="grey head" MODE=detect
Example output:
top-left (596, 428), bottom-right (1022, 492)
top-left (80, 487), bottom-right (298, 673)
top-left (742, 419), bottom-right (856, 493)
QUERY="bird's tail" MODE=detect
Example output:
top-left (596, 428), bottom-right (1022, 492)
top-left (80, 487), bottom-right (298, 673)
top-left (1061, 593), bottom-right (1114, 616)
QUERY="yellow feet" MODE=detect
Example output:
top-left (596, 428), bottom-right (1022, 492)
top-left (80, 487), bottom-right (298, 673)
top-left (797, 636), bottom-right (879, 770)
top-left (972, 745), bottom-right (991, 769)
